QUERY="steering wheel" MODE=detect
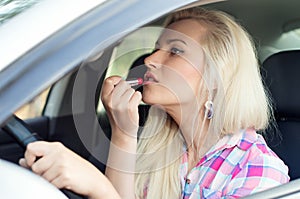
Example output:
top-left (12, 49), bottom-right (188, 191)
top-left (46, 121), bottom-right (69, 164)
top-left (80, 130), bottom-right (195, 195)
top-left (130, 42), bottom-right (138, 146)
top-left (3, 115), bottom-right (87, 199)
top-left (0, 159), bottom-right (67, 199)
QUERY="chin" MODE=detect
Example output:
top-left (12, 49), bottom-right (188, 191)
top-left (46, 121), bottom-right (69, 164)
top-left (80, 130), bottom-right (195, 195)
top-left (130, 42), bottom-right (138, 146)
top-left (141, 93), bottom-right (155, 105)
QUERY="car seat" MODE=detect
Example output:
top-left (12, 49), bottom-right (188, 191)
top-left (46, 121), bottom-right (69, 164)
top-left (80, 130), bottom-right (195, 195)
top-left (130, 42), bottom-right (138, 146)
top-left (262, 50), bottom-right (300, 180)
top-left (126, 54), bottom-right (150, 127)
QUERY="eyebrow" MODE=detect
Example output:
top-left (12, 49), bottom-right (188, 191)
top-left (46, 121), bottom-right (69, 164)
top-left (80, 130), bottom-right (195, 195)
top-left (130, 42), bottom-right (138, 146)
top-left (155, 38), bottom-right (187, 47)
top-left (166, 38), bottom-right (187, 45)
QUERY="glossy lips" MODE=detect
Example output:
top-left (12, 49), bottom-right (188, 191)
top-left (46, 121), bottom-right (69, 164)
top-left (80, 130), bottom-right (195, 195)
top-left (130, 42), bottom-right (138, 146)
top-left (144, 72), bottom-right (158, 84)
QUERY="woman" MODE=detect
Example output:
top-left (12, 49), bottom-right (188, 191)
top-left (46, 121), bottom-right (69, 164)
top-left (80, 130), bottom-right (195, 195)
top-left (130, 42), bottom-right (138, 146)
top-left (20, 7), bottom-right (289, 198)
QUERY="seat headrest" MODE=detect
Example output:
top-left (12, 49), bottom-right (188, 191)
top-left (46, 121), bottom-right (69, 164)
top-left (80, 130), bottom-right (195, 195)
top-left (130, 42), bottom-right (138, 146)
top-left (127, 54), bottom-right (149, 79)
top-left (126, 54), bottom-right (149, 91)
top-left (262, 50), bottom-right (300, 118)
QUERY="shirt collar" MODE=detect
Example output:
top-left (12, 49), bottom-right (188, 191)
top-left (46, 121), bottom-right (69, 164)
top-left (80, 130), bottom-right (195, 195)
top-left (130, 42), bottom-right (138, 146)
top-left (196, 128), bottom-right (258, 166)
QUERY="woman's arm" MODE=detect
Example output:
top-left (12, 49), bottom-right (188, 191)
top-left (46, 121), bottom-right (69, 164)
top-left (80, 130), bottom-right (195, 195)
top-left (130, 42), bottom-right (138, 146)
top-left (101, 76), bottom-right (142, 198)
top-left (105, 131), bottom-right (137, 199)
top-left (20, 141), bottom-right (121, 199)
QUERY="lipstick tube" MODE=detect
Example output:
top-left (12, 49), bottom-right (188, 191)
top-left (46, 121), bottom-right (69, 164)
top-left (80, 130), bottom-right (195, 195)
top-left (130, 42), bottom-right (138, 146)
top-left (126, 78), bottom-right (143, 86)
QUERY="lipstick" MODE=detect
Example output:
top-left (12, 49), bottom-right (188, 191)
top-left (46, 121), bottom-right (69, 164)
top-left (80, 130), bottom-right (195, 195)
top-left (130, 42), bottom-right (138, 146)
top-left (126, 78), bottom-right (143, 86)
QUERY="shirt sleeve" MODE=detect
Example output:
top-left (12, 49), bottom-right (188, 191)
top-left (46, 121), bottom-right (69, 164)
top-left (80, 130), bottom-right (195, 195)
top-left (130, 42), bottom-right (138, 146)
top-left (223, 150), bottom-right (290, 198)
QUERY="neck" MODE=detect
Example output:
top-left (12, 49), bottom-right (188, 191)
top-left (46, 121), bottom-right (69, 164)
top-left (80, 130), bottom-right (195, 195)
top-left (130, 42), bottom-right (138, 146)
top-left (165, 102), bottom-right (214, 160)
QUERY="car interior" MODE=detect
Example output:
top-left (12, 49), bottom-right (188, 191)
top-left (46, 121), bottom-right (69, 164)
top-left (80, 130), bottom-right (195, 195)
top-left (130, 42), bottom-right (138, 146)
top-left (1, 0), bottom-right (300, 198)
top-left (261, 50), bottom-right (300, 180)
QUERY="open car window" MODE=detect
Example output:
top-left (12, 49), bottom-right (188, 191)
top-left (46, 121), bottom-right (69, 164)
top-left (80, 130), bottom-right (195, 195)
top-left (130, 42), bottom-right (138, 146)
top-left (15, 87), bottom-right (50, 120)
top-left (96, 26), bottom-right (162, 113)
top-left (1, 0), bottom-right (300, 198)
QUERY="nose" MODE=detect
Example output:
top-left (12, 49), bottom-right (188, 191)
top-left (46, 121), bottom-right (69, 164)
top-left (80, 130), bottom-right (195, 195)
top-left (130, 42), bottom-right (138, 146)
top-left (144, 49), bottom-right (164, 69)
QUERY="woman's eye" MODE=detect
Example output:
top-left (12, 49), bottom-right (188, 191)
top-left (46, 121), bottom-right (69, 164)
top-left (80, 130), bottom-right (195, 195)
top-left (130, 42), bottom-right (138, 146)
top-left (170, 47), bottom-right (184, 55)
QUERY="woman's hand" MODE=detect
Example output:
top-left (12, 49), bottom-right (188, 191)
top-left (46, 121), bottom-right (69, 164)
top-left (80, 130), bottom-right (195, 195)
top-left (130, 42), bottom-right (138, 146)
top-left (19, 141), bottom-right (120, 199)
top-left (101, 76), bottom-right (142, 139)
top-left (101, 76), bottom-right (140, 198)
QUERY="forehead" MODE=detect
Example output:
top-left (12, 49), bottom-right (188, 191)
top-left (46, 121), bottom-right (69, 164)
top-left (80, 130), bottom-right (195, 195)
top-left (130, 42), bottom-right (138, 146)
top-left (160, 19), bottom-right (205, 44)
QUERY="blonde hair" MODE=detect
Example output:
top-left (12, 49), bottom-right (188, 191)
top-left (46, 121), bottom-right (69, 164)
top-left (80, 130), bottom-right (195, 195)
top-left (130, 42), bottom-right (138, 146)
top-left (135, 7), bottom-right (272, 198)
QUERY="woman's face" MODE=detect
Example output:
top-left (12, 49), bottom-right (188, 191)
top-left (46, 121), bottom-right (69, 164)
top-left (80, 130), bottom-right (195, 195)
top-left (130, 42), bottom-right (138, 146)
top-left (142, 19), bottom-right (207, 109)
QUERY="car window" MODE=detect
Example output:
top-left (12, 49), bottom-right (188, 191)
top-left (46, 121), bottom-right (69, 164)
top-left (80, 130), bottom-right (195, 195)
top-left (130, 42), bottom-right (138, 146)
top-left (105, 27), bottom-right (162, 77)
top-left (15, 87), bottom-right (50, 119)
top-left (0, 0), bottom-right (40, 25)
top-left (96, 26), bottom-right (162, 113)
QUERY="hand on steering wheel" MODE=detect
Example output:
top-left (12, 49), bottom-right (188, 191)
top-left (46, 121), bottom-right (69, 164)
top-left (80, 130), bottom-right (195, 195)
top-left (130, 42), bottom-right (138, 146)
top-left (3, 115), bottom-right (87, 199)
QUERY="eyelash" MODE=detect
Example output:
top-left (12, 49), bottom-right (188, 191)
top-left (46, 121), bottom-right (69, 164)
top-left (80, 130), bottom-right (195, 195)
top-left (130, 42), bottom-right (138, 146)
top-left (152, 46), bottom-right (184, 56)
top-left (170, 47), bottom-right (184, 55)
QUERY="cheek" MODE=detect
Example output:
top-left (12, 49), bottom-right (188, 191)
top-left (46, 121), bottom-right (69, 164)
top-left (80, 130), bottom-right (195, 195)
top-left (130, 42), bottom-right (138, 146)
top-left (142, 59), bottom-right (204, 105)
top-left (160, 67), bottom-right (201, 103)
top-left (187, 70), bottom-right (202, 94)
top-left (174, 62), bottom-right (203, 94)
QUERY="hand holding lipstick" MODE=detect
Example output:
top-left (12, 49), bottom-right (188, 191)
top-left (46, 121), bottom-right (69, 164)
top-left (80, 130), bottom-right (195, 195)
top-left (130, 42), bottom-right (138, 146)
top-left (101, 76), bottom-right (142, 140)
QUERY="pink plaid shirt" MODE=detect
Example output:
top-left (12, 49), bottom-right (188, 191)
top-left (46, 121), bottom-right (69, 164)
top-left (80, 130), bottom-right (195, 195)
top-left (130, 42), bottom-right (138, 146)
top-left (180, 128), bottom-right (289, 198)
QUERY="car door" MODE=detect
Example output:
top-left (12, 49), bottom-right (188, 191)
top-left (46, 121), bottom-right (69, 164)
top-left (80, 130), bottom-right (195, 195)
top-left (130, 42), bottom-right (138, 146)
top-left (0, 0), bottom-right (208, 170)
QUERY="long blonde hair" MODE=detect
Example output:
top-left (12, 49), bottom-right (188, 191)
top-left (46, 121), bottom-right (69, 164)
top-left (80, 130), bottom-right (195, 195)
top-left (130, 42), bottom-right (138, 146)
top-left (135, 7), bottom-right (272, 198)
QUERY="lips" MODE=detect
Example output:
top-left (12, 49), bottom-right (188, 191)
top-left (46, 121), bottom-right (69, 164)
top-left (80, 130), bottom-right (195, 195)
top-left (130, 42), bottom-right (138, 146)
top-left (144, 72), bottom-right (159, 83)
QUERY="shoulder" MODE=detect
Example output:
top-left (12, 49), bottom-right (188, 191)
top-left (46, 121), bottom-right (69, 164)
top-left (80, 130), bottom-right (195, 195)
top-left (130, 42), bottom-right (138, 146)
top-left (231, 128), bottom-right (289, 179)
top-left (238, 129), bottom-right (288, 172)
top-left (224, 128), bottom-right (290, 196)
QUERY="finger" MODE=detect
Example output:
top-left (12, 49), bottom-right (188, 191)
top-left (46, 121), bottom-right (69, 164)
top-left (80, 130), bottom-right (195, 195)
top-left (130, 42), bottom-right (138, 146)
top-left (31, 155), bottom-right (55, 175)
top-left (115, 87), bottom-right (135, 106)
top-left (19, 158), bottom-right (29, 168)
top-left (41, 164), bottom-right (62, 185)
top-left (50, 172), bottom-right (71, 190)
top-left (24, 141), bottom-right (60, 167)
top-left (101, 76), bottom-right (122, 100)
top-left (111, 80), bottom-right (131, 100)
top-left (24, 142), bottom-right (46, 167)
top-left (130, 91), bottom-right (142, 107)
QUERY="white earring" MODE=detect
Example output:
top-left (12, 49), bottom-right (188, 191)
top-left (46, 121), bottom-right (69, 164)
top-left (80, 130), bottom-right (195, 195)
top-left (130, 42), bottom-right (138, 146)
top-left (205, 100), bottom-right (214, 119)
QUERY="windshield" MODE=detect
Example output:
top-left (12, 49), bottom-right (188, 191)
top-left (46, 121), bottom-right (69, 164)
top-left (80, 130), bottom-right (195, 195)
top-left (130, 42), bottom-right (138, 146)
top-left (0, 0), bottom-right (40, 25)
